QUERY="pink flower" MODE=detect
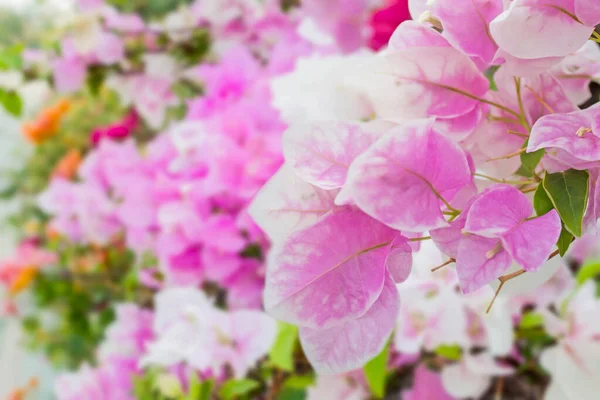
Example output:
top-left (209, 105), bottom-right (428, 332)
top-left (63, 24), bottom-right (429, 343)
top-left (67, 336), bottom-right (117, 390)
top-left (339, 120), bottom-right (473, 232)
top-left (264, 208), bottom-right (409, 373)
top-left (52, 57), bottom-right (87, 93)
top-left (404, 365), bottom-right (454, 400)
top-left (449, 185), bottom-right (561, 293)
top-left (369, 0), bottom-right (411, 51)
top-left (141, 287), bottom-right (277, 378)
top-left (91, 111), bottom-right (138, 145)
top-left (528, 104), bottom-right (600, 172)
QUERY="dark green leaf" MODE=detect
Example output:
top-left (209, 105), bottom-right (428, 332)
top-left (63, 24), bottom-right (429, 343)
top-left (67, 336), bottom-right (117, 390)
top-left (533, 184), bottom-right (553, 216)
top-left (520, 139), bottom-right (545, 177)
top-left (543, 170), bottom-right (589, 237)
top-left (269, 322), bottom-right (298, 371)
top-left (557, 226), bottom-right (574, 257)
top-left (278, 388), bottom-right (306, 400)
top-left (219, 379), bottom-right (260, 400)
top-left (364, 341), bottom-right (389, 398)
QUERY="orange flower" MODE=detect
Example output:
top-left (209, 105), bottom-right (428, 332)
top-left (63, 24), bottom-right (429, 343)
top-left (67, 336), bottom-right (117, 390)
top-left (9, 266), bottom-right (38, 295)
top-left (7, 377), bottom-right (38, 400)
top-left (53, 149), bottom-right (82, 179)
top-left (22, 99), bottom-right (71, 144)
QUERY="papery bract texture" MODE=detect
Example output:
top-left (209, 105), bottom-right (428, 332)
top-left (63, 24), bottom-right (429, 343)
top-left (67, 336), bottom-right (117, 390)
top-left (283, 122), bottom-right (379, 190)
top-left (299, 272), bottom-right (399, 374)
top-left (248, 165), bottom-right (337, 243)
top-left (264, 208), bottom-right (404, 329)
top-left (341, 120), bottom-right (472, 231)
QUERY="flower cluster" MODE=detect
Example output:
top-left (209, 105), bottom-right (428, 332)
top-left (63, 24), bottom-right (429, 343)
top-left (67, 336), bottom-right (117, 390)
top-left (250, 0), bottom-right (600, 374)
top-left (2, 0), bottom-right (600, 399)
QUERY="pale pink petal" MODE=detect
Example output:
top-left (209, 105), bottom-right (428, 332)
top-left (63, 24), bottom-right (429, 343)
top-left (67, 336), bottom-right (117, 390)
top-left (465, 185), bottom-right (533, 237)
top-left (433, 0), bottom-right (503, 64)
top-left (490, 0), bottom-right (594, 59)
top-left (264, 208), bottom-right (398, 329)
top-left (575, 0), bottom-right (600, 26)
top-left (386, 237), bottom-right (413, 283)
top-left (388, 21), bottom-right (450, 50)
top-left (299, 272), bottom-right (399, 374)
top-left (342, 120), bottom-right (472, 231)
top-left (248, 165), bottom-right (337, 243)
top-left (528, 105), bottom-right (600, 162)
top-left (441, 362), bottom-right (491, 399)
top-left (283, 122), bottom-right (379, 190)
top-left (228, 311), bottom-right (278, 378)
top-left (381, 46), bottom-right (489, 119)
top-left (434, 104), bottom-right (486, 142)
top-left (501, 211), bottom-right (561, 272)
top-left (456, 235), bottom-right (512, 293)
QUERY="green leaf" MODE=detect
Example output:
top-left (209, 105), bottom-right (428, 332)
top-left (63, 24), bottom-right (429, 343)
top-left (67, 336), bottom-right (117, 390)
top-left (269, 322), bottom-right (298, 371)
top-left (533, 183), bottom-right (553, 216)
top-left (519, 140), bottom-right (545, 177)
top-left (0, 88), bottom-right (22, 117)
top-left (278, 388), bottom-right (306, 400)
top-left (0, 44), bottom-right (24, 70)
top-left (364, 341), bottom-right (389, 398)
top-left (484, 65), bottom-right (500, 91)
top-left (283, 374), bottom-right (315, 390)
top-left (219, 379), bottom-right (260, 400)
top-left (543, 169), bottom-right (589, 237)
top-left (519, 312), bottom-right (544, 329)
top-left (576, 260), bottom-right (600, 286)
top-left (434, 344), bottom-right (462, 361)
top-left (187, 373), bottom-right (207, 400)
top-left (557, 226), bottom-right (574, 257)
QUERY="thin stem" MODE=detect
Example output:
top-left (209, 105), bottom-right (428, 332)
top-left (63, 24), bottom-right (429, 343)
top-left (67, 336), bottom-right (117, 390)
top-left (409, 236), bottom-right (432, 242)
top-left (437, 83), bottom-right (522, 119)
top-left (485, 148), bottom-right (527, 162)
top-left (488, 115), bottom-right (523, 126)
top-left (486, 269), bottom-right (526, 313)
top-left (506, 129), bottom-right (528, 138)
top-left (474, 173), bottom-right (536, 185)
top-left (525, 84), bottom-right (555, 114)
top-left (593, 31), bottom-right (600, 41)
top-left (514, 77), bottom-right (532, 132)
top-left (520, 186), bottom-right (538, 194)
top-left (431, 258), bottom-right (455, 272)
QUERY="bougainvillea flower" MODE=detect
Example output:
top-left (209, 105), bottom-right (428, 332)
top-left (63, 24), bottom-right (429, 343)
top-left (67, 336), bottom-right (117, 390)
top-left (368, 0), bottom-right (411, 51)
top-left (552, 41), bottom-right (600, 105)
top-left (380, 45), bottom-right (489, 120)
top-left (490, 0), bottom-right (597, 60)
top-left (248, 164), bottom-right (338, 242)
top-left (455, 185), bottom-right (561, 293)
top-left (403, 365), bottom-right (454, 400)
top-left (441, 353), bottom-right (513, 399)
top-left (283, 122), bottom-right (380, 190)
top-left (528, 103), bottom-right (600, 171)
top-left (299, 271), bottom-right (400, 374)
top-left (432, 0), bottom-right (503, 65)
top-left (340, 119), bottom-right (473, 231)
top-left (143, 287), bottom-right (277, 378)
top-left (264, 208), bottom-right (408, 329)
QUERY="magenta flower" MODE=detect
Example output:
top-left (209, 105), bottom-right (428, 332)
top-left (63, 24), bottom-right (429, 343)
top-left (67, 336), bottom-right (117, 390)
top-left (368, 0), bottom-right (411, 51)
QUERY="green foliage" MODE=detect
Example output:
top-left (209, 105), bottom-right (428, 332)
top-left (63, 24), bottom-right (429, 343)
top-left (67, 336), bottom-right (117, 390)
top-left (187, 374), bottom-right (213, 400)
top-left (519, 312), bottom-right (544, 329)
top-left (434, 344), bottom-right (462, 361)
top-left (269, 322), bottom-right (298, 372)
top-left (534, 183), bottom-right (575, 255)
top-left (0, 88), bottom-right (22, 116)
top-left (542, 169), bottom-right (589, 237)
top-left (484, 65), bottom-right (500, 92)
top-left (108, 0), bottom-right (195, 19)
top-left (519, 140), bottom-right (545, 177)
top-left (219, 379), bottom-right (261, 400)
top-left (0, 44), bottom-right (23, 70)
top-left (364, 341), bottom-right (390, 398)
top-left (576, 260), bottom-right (600, 286)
